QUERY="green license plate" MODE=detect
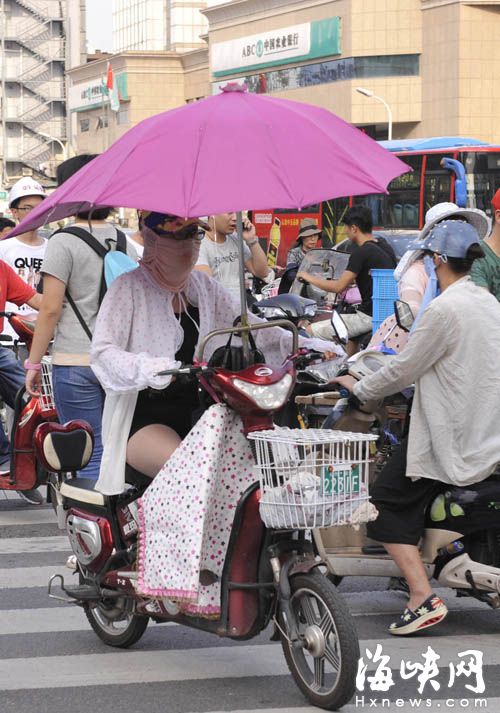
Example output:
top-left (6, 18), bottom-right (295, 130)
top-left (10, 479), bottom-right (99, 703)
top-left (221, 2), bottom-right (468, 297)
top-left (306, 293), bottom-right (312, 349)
top-left (322, 464), bottom-right (360, 496)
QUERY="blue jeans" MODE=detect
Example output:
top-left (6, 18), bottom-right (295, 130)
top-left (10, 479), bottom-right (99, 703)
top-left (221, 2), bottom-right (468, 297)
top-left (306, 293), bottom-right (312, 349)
top-left (52, 365), bottom-right (105, 480)
top-left (0, 346), bottom-right (26, 458)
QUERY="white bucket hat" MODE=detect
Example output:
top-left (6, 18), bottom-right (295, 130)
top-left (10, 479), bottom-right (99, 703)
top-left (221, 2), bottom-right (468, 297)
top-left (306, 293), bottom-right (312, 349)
top-left (8, 177), bottom-right (46, 208)
top-left (419, 202), bottom-right (490, 241)
top-left (395, 202), bottom-right (490, 281)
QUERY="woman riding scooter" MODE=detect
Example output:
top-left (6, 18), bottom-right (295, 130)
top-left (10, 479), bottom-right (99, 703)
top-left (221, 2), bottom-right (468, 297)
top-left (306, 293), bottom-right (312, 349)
top-left (89, 212), bottom-right (341, 494)
top-left (334, 219), bottom-right (500, 635)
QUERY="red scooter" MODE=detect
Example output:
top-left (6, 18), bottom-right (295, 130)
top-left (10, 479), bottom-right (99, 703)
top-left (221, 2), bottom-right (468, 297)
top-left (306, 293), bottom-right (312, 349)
top-left (39, 322), bottom-right (367, 711)
top-left (0, 311), bottom-right (58, 497)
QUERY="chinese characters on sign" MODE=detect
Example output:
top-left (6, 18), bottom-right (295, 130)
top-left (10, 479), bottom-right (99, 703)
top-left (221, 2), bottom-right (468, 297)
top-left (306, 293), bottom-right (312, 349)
top-left (357, 644), bottom-right (485, 695)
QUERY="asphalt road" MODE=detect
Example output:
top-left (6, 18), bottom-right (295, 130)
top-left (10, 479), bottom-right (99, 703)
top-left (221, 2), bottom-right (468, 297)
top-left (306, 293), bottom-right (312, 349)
top-left (1, 491), bottom-right (500, 713)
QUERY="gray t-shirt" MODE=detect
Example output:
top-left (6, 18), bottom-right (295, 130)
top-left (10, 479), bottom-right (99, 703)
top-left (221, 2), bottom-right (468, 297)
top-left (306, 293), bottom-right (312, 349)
top-left (196, 234), bottom-right (251, 296)
top-left (42, 223), bottom-right (137, 365)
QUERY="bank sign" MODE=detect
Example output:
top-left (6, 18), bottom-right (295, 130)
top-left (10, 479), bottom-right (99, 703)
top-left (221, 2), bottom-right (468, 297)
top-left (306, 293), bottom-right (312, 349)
top-left (211, 17), bottom-right (340, 77)
top-left (68, 73), bottom-right (128, 112)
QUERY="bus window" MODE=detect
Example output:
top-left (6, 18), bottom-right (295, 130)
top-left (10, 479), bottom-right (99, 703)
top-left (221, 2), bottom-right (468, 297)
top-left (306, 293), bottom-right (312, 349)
top-left (384, 154), bottom-right (422, 229)
top-left (423, 153), bottom-right (453, 214)
top-left (461, 151), bottom-right (500, 215)
top-left (322, 197), bottom-right (350, 244)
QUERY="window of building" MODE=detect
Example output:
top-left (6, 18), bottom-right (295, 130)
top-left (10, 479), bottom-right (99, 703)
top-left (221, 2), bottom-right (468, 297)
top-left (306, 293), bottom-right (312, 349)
top-left (116, 107), bottom-right (129, 125)
top-left (80, 117), bottom-right (90, 133)
top-left (96, 114), bottom-right (109, 130)
top-left (215, 54), bottom-right (419, 96)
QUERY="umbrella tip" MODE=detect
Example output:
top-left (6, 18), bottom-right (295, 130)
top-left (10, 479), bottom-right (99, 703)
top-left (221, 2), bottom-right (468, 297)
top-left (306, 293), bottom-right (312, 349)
top-left (220, 82), bottom-right (248, 94)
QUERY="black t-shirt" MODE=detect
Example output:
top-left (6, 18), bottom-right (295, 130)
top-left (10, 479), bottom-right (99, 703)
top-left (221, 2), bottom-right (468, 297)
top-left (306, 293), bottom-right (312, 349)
top-left (346, 238), bottom-right (397, 315)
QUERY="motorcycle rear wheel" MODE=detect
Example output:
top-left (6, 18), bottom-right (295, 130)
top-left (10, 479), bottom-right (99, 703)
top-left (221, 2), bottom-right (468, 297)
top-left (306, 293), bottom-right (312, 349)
top-left (83, 598), bottom-right (149, 648)
top-left (280, 571), bottom-right (359, 711)
top-left (80, 574), bottom-right (148, 648)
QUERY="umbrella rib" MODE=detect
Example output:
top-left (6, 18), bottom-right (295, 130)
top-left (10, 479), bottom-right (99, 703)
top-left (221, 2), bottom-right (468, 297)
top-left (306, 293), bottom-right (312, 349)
top-left (245, 95), bottom-right (301, 208)
top-left (184, 108), bottom-right (210, 217)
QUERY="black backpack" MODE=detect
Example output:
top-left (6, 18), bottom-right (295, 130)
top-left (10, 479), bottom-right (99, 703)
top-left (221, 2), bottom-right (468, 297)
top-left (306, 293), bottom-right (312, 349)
top-left (51, 226), bottom-right (128, 340)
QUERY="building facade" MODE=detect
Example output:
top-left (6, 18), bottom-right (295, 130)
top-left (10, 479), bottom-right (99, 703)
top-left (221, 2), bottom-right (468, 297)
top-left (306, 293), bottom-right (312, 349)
top-left (0, 0), bottom-right (85, 187)
top-left (69, 0), bottom-right (500, 162)
top-left (204, 0), bottom-right (500, 144)
top-left (112, 0), bottom-right (208, 54)
top-left (67, 49), bottom-right (209, 154)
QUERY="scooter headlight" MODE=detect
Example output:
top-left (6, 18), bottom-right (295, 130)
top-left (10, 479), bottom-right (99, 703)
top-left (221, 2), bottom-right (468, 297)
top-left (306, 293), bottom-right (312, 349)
top-left (232, 373), bottom-right (293, 409)
top-left (258, 306), bottom-right (286, 319)
top-left (303, 304), bottom-right (317, 317)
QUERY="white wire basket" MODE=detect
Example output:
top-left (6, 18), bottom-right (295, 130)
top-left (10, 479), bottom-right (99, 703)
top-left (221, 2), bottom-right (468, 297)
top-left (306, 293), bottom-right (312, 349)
top-left (248, 428), bottom-right (378, 530)
top-left (40, 356), bottom-right (55, 412)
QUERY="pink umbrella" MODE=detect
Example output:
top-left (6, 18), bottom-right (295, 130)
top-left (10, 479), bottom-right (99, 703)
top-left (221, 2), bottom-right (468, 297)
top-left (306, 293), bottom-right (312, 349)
top-left (10, 84), bottom-right (409, 235)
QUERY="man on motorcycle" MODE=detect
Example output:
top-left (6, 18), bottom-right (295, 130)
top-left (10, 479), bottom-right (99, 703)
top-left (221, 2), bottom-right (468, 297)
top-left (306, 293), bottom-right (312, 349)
top-left (297, 206), bottom-right (396, 353)
top-left (334, 219), bottom-right (500, 635)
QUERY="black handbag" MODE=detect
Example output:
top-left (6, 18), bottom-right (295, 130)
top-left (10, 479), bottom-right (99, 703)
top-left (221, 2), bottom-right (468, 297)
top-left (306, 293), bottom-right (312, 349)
top-left (208, 330), bottom-right (264, 371)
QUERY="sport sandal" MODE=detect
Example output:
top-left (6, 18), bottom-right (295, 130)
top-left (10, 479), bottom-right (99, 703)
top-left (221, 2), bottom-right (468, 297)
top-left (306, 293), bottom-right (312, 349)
top-left (389, 593), bottom-right (448, 636)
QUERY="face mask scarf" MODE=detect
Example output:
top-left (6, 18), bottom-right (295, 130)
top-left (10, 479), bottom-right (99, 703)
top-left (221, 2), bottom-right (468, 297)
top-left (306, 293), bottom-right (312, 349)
top-left (140, 213), bottom-right (204, 293)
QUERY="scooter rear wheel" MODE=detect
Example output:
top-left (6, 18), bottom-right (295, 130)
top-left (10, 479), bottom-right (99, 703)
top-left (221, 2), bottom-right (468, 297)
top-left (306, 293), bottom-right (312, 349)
top-left (280, 571), bottom-right (359, 710)
top-left (83, 597), bottom-right (149, 648)
top-left (80, 573), bottom-right (149, 648)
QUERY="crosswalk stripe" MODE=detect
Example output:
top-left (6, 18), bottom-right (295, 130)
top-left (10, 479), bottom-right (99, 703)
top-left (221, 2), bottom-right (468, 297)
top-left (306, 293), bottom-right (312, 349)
top-left (0, 565), bottom-right (66, 589)
top-left (0, 607), bottom-right (178, 635)
top-left (0, 634), bottom-right (495, 691)
top-left (0, 644), bottom-right (289, 690)
top-left (0, 509), bottom-right (55, 526)
top-left (0, 606), bottom-right (90, 635)
top-left (0, 536), bottom-right (69, 554)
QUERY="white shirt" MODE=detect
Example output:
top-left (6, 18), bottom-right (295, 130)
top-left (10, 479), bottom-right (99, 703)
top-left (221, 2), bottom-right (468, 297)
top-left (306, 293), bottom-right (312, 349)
top-left (196, 234), bottom-right (251, 298)
top-left (0, 236), bottom-right (46, 339)
top-left (90, 267), bottom-right (342, 494)
top-left (354, 277), bottom-right (500, 487)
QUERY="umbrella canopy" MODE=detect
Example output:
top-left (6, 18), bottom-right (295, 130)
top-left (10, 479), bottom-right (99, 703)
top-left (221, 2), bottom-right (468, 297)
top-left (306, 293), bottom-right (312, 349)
top-left (10, 84), bottom-right (409, 236)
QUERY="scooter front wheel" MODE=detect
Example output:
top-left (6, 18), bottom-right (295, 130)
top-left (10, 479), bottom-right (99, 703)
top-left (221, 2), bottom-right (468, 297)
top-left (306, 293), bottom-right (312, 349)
top-left (280, 571), bottom-right (359, 710)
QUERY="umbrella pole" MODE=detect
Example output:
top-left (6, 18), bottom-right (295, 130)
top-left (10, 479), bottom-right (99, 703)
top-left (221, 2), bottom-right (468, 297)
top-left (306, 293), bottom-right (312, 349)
top-left (236, 211), bottom-right (251, 365)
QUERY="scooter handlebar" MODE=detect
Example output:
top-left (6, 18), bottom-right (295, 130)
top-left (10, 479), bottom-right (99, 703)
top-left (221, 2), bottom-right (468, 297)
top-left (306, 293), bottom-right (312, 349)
top-left (156, 365), bottom-right (209, 377)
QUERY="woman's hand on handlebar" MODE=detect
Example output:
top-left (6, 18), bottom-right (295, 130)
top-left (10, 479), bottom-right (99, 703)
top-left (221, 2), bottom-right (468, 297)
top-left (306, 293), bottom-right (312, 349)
top-left (25, 369), bottom-right (42, 397)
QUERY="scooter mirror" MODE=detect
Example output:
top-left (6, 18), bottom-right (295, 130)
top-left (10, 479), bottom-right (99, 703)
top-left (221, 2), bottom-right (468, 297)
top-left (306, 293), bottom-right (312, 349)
top-left (394, 300), bottom-right (414, 332)
top-left (331, 310), bottom-right (349, 344)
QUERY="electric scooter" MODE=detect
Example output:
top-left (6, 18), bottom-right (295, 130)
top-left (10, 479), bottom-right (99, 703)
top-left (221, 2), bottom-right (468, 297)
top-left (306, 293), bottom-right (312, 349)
top-left (314, 302), bottom-right (500, 612)
top-left (0, 311), bottom-right (58, 497)
top-left (39, 321), bottom-right (375, 711)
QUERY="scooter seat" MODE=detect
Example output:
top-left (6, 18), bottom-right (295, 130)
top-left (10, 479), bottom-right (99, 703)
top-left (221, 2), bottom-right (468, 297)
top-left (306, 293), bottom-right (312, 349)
top-left (60, 478), bottom-right (106, 507)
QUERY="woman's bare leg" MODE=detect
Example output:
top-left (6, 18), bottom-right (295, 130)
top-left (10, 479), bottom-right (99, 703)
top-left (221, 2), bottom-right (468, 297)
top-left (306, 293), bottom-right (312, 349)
top-left (126, 424), bottom-right (181, 478)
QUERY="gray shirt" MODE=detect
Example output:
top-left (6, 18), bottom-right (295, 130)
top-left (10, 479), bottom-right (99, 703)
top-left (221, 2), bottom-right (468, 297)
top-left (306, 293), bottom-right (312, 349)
top-left (354, 277), bottom-right (500, 487)
top-left (42, 223), bottom-right (137, 365)
top-left (196, 234), bottom-right (251, 297)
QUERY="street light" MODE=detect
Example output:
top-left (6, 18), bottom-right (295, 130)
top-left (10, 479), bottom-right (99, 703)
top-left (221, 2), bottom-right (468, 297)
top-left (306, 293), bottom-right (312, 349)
top-left (355, 87), bottom-right (393, 141)
top-left (37, 131), bottom-right (68, 161)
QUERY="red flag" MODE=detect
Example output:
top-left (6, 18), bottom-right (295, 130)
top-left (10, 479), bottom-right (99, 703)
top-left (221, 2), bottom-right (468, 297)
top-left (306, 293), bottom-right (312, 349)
top-left (106, 62), bottom-right (114, 91)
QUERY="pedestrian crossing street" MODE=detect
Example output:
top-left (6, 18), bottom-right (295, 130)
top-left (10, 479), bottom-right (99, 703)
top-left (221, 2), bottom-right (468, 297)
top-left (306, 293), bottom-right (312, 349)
top-left (2, 491), bottom-right (500, 713)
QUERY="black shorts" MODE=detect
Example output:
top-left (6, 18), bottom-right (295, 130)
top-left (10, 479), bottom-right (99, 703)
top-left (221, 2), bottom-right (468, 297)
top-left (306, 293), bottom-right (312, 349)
top-left (129, 387), bottom-right (198, 441)
top-left (366, 439), bottom-right (443, 546)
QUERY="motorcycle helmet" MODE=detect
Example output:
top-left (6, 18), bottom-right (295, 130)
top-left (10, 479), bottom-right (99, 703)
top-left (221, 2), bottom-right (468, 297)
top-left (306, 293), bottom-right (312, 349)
top-left (419, 219), bottom-right (481, 259)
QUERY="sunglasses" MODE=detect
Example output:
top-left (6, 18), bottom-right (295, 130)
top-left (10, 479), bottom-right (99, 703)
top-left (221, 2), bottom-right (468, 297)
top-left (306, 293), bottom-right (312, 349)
top-left (143, 212), bottom-right (209, 239)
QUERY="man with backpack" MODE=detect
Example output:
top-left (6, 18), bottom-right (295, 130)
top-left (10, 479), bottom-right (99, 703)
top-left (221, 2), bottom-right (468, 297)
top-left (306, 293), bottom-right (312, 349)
top-left (24, 155), bottom-right (137, 480)
top-left (297, 206), bottom-right (397, 352)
